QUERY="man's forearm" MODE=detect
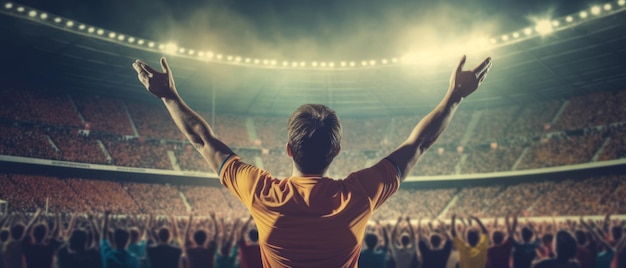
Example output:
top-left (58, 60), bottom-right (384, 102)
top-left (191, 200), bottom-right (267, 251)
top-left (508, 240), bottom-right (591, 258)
top-left (388, 91), bottom-right (462, 179)
top-left (162, 95), bottom-right (233, 172)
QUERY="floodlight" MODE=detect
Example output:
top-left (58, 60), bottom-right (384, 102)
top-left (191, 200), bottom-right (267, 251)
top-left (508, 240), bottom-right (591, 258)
top-left (489, 38), bottom-right (497, 44)
top-left (178, 48), bottom-right (185, 53)
top-left (128, 37), bottom-right (135, 43)
top-left (320, 62), bottom-right (326, 67)
top-left (300, 62), bottom-right (306, 67)
top-left (108, 32), bottom-right (116, 39)
top-left (16, 6), bottom-right (24, 12)
top-left (604, 3), bottom-right (612, 10)
top-left (40, 13), bottom-right (47, 19)
top-left (78, 24), bottom-right (86, 30)
top-left (591, 6), bottom-right (601, 15)
top-left (580, 11), bottom-right (588, 18)
top-left (619, 0), bottom-right (625, 6)
top-left (206, 51), bottom-right (214, 59)
top-left (291, 62), bottom-right (298, 67)
top-left (312, 62), bottom-right (318, 67)
top-left (54, 17), bottom-right (62, 23)
top-left (270, 60), bottom-right (277, 66)
top-left (117, 35), bottom-right (125, 41)
top-left (501, 35), bottom-right (509, 41)
top-left (226, 55), bottom-right (233, 61)
top-left (566, 16), bottom-right (573, 22)
top-left (534, 20), bottom-right (553, 35)
top-left (88, 27), bottom-right (95, 33)
top-left (391, 58), bottom-right (398, 63)
top-left (382, 59), bottom-right (388, 64)
top-left (263, 59), bottom-right (268, 65)
top-left (217, 54), bottom-right (224, 60)
top-left (137, 39), bottom-right (144, 45)
top-left (188, 50), bottom-right (194, 55)
top-left (282, 61), bottom-right (288, 66)
top-left (512, 32), bottom-right (520, 38)
top-left (552, 20), bottom-right (560, 27)
top-left (349, 62), bottom-right (355, 67)
top-left (245, 58), bottom-right (251, 63)
top-left (253, 58), bottom-right (258, 64)
top-left (149, 42), bottom-right (156, 48)
top-left (96, 29), bottom-right (104, 35)
top-left (524, 28), bottom-right (532, 35)
top-left (165, 43), bottom-right (177, 54)
top-left (329, 62), bottom-right (335, 67)
top-left (340, 61), bottom-right (346, 66)
top-left (28, 10), bottom-right (36, 17)
top-left (4, 3), bottom-right (13, 9)
top-left (235, 56), bottom-right (241, 62)
top-left (369, 60), bottom-right (376, 66)
top-left (199, 52), bottom-right (205, 57)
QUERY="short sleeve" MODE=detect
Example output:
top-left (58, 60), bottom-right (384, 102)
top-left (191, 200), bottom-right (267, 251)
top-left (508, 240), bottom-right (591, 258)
top-left (219, 155), bottom-right (272, 207)
top-left (344, 159), bottom-right (400, 211)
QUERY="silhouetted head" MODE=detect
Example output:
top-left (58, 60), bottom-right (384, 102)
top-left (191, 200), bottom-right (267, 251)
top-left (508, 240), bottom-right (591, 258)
top-left (248, 229), bottom-right (259, 242)
top-left (364, 233), bottom-right (378, 250)
top-left (555, 230), bottom-right (577, 260)
top-left (10, 224), bottom-right (24, 240)
top-left (541, 233), bottom-right (553, 246)
top-left (157, 227), bottom-right (171, 244)
top-left (492, 231), bottom-right (504, 245)
top-left (430, 234), bottom-right (442, 248)
top-left (0, 229), bottom-right (9, 242)
top-left (467, 229), bottom-right (480, 247)
top-left (32, 223), bottom-right (48, 243)
top-left (612, 226), bottom-right (623, 241)
top-left (69, 229), bottom-right (87, 251)
top-left (575, 230), bottom-right (587, 245)
top-left (287, 104), bottom-right (342, 175)
top-left (129, 228), bottom-right (140, 244)
top-left (193, 230), bottom-right (207, 246)
top-left (521, 226), bottom-right (533, 242)
top-left (400, 233), bottom-right (411, 246)
top-left (113, 228), bottom-right (130, 249)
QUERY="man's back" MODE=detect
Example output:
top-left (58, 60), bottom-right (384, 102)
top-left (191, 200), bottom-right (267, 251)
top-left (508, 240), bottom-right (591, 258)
top-left (220, 156), bottom-right (400, 268)
top-left (146, 244), bottom-right (182, 268)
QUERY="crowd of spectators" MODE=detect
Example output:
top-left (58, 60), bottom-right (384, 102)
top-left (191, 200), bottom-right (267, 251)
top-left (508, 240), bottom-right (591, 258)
top-left (73, 95), bottom-right (134, 135)
top-left (1, 88), bottom-right (625, 177)
top-left (2, 172), bottom-right (624, 219)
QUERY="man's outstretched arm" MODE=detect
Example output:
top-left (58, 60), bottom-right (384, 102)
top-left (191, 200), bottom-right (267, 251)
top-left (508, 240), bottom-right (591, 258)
top-left (132, 57), bottom-right (234, 173)
top-left (386, 56), bottom-right (491, 181)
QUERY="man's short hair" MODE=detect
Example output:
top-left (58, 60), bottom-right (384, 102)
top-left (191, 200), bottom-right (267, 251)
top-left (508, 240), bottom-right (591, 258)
top-left (158, 227), bottom-right (171, 243)
top-left (69, 229), bottom-right (87, 251)
top-left (287, 104), bottom-right (342, 175)
top-left (32, 223), bottom-right (48, 243)
top-left (10, 224), bottom-right (24, 240)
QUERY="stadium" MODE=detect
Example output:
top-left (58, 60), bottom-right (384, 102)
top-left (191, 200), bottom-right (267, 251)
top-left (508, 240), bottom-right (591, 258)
top-left (1, 0), bottom-right (626, 267)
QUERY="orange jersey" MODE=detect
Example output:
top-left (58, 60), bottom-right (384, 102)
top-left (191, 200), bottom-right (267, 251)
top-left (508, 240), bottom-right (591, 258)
top-left (219, 156), bottom-right (400, 268)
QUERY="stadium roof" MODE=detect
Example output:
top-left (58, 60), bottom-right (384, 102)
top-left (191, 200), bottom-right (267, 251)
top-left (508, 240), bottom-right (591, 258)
top-left (2, 1), bottom-right (626, 117)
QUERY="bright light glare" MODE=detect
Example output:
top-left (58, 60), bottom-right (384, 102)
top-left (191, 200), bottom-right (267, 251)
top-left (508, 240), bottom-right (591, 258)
top-left (128, 37), bottom-right (135, 43)
top-left (217, 54), bottom-right (224, 60)
top-left (28, 10), bottom-right (36, 17)
top-left (604, 3), bottom-right (612, 10)
top-left (489, 38), bottom-right (497, 44)
top-left (349, 62), bottom-right (355, 67)
top-left (591, 6), bottom-right (601, 15)
top-left (552, 20), bottom-right (560, 27)
top-left (206, 51), bottom-right (214, 59)
top-left (312, 62), bottom-right (318, 67)
top-left (117, 35), bottom-right (125, 41)
top-left (40, 13), bottom-right (48, 19)
top-left (108, 32), bottom-right (116, 38)
top-left (149, 42), bottom-right (156, 48)
top-left (340, 61), bottom-right (346, 67)
top-left (54, 17), bottom-right (62, 23)
top-left (369, 60), bottom-right (376, 65)
top-left (566, 16), bottom-right (573, 22)
top-left (524, 28), bottom-right (532, 35)
top-left (66, 21), bottom-right (74, 27)
top-left (580, 11), bottom-right (588, 18)
top-left (535, 20), bottom-right (554, 35)
top-left (137, 39), bottom-right (144, 45)
top-left (619, 0), bottom-right (625, 6)
top-left (4, 3), bottom-right (13, 9)
top-left (188, 50), bottom-right (194, 55)
top-left (382, 59), bottom-right (388, 64)
top-left (512, 32), bottom-right (520, 38)
top-left (78, 24), bottom-right (85, 30)
top-left (88, 27), bottom-right (95, 33)
top-left (16, 6), bottom-right (24, 12)
top-left (165, 43), bottom-right (178, 54)
top-left (96, 29), bottom-right (104, 35)
top-left (501, 35), bottom-right (509, 41)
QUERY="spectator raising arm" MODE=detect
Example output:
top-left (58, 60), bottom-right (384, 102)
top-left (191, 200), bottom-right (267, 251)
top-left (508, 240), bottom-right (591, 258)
top-left (132, 57), bottom-right (234, 173)
top-left (387, 56), bottom-right (491, 181)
